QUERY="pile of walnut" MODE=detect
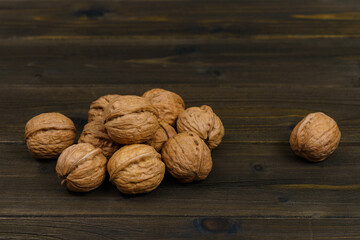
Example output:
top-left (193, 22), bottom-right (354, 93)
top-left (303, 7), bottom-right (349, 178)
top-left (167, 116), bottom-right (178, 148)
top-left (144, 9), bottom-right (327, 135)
top-left (24, 89), bottom-right (225, 194)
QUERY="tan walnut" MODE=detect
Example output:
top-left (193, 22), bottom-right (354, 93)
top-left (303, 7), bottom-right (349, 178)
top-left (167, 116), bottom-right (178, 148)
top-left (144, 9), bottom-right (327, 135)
top-left (290, 112), bottom-right (341, 162)
top-left (142, 88), bottom-right (185, 126)
top-left (107, 144), bottom-right (165, 194)
top-left (25, 112), bottom-right (76, 159)
top-left (162, 132), bottom-right (212, 183)
top-left (146, 121), bottom-right (177, 152)
top-left (88, 94), bottom-right (120, 122)
top-left (78, 120), bottom-right (120, 159)
top-left (177, 105), bottom-right (225, 150)
top-left (104, 95), bottom-right (160, 144)
top-left (56, 143), bottom-right (107, 192)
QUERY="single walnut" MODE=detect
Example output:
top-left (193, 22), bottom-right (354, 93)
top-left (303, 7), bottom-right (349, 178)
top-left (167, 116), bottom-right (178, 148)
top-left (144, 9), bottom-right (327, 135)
top-left (146, 121), bottom-right (177, 152)
top-left (177, 105), bottom-right (224, 150)
top-left (25, 112), bottom-right (76, 159)
top-left (78, 120), bottom-right (120, 159)
top-left (290, 112), bottom-right (341, 162)
top-left (56, 143), bottom-right (107, 192)
top-left (142, 88), bottom-right (185, 126)
top-left (104, 95), bottom-right (160, 144)
top-left (88, 94), bottom-right (120, 122)
top-left (162, 132), bottom-right (212, 183)
top-left (107, 144), bottom-right (165, 194)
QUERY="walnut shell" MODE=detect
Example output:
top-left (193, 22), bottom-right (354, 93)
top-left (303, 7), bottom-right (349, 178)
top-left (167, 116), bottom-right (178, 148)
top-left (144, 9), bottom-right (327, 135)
top-left (88, 94), bottom-right (120, 122)
top-left (162, 132), bottom-right (212, 183)
top-left (107, 144), bottom-right (165, 194)
top-left (25, 112), bottom-right (76, 159)
top-left (56, 143), bottom-right (107, 192)
top-left (142, 88), bottom-right (185, 126)
top-left (78, 120), bottom-right (120, 159)
top-left (177, 105), bottom-right (225, 150)
top-left (104, 95), bottom-right (160, 144)
top-left (146, 121), bottom-right (177, 152)
top-left (290, 112), bottom-right (341, 162)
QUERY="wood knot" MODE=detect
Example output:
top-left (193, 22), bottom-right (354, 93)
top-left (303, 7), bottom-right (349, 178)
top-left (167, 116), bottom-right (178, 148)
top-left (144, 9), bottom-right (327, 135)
top-left (74, 8), bottom-right (111, 18)
top-left (194, 218), bottom-right (239, 234)
top-left (207, 69), bottom-right (222, 77)
top-left (209, 26), bottom-right (224, 33)
top-left (253, 164), bottom-right (264, 172)
top-left (278, 196), bottom-right (289, 203)
top-left (175, 46), bottom-right (196, 55)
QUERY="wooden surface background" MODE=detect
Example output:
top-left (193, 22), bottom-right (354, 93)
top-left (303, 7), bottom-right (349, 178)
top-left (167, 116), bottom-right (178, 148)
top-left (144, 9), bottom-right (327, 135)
top-left (1, 0), bottom-right (360, 239)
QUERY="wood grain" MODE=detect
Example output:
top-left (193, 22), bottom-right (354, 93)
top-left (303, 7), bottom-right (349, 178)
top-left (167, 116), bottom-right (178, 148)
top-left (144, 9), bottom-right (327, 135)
top-left (1, 217), bottom-right (360, 240)
top-left (1, 85), bottom-right (360, 144)
top-left (1, 0), bottom-right (360, 238)
top-left (0, 38), bottom-right (359, 87)
top-left (1, 142), bottom-right (360, 218)
top-left (0, 0), bottom-right (360, 39)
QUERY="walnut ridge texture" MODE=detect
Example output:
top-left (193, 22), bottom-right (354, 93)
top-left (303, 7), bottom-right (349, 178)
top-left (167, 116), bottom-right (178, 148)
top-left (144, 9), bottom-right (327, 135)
top-left (56, 143), bottom-right (108, 192)
top-left (290, 112), bottom-right (341, 162)
top-left (78, 120), bottom-right (120, 159)
top-left (107, 144), bottom-right (165, 194)
top-left (104, 95), bottom-right (160, 144)
top-left (143, 88), bottom-right (185, 126)
top-left (25, 112), bottom-right (76, 159)
top-left (177, 105), bottom-right (225, 150)
top-left (162, 132), bottom-right (212, 183)
top-left (88, 94), bottom-right (120, 122)
top-left (146, 121), bottom-right (177, 152)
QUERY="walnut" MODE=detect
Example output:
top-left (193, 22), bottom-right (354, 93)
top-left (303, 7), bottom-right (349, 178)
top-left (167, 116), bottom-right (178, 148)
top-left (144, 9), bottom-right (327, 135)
top-left (78, 120), bottom-right (120, 159)
top-left (56, 143), bottom-right (107, 192)
top-left (162, 132), bottom-right (212, 183)
top-left (146, 121), bottom-right (177, 152)
top-left (290, 112), bottom-right (341, 162)
top-left (107, 144), bottom-right (165, 194)
top-left (88, 94), bottom-right (120, 122)
top-left (177, 105), bottom-right (225, 150)
top-left (142, 88), bottom-right (185, 126)
top-left (25, 112), bottom-right (76, 159)
top-left (104, 95), bottom-right (160, 144)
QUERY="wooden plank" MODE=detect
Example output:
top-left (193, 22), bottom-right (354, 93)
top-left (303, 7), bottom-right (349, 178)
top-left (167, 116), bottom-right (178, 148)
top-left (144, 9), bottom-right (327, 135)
top-left (0, 0), bottom-right (359, 39)
top-left (1, 85), bottom-right (360, 143)
top-left (1, 216), bottom-right (360, 239)
top-left (1, 142), bottom-right (360, 217)
top-left (0, 38), bottom-right (359, 86)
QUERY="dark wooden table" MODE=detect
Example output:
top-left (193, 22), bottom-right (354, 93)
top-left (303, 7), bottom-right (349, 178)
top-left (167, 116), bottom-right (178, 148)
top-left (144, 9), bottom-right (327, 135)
top-left (1, 0), bottom-right (360, 239)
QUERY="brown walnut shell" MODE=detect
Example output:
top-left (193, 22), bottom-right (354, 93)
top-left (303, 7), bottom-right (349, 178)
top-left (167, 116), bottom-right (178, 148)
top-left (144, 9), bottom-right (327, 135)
top-left (107, 144), bottom-right (165, 194)
top-left (146, 121), bottom-right (177, 152)
top-left (142, 88), bottom-right (185, 126)
top-left (88, 94), bottom-right (120, 122)
top-left (104, 95), bottom-right (160, 145)
top-left (162, 132), bottom-right (212, 183)
top-left (56, 143), bottom-right (107, 192)
top-left (177, 105), bottom-right (224, 150)
top-left (290, 112), bottom-right (341, 162)
top-left (78, 120), bottom-right (120, 159)
top-left (25, 112), bottom-right (76, 159)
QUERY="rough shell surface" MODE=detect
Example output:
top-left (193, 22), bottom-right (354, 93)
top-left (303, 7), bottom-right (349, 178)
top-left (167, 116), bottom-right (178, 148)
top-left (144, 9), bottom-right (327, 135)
top-left (56, 143), bottom-right (107, 192)
top-left (146, 121), bottom-right (177, 152)
top-left (88, 94), bottom-right (121, 122)
top-left (25, 112), bottom-right (76, 159)
top-left (104, 95), bottom-right (160, 144)
top-left (142, 88), bottom-right (185, 126)
top-left (107, 144), bottom-right (165, 194)
top-left (162, 132), bottom-right (212, 183)
top-left (78, 120), bottom-right (120, 159)
top-left (289, 112), bottom-right (341, 162)
top-left (176, 105), bottom-right (224, 150)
